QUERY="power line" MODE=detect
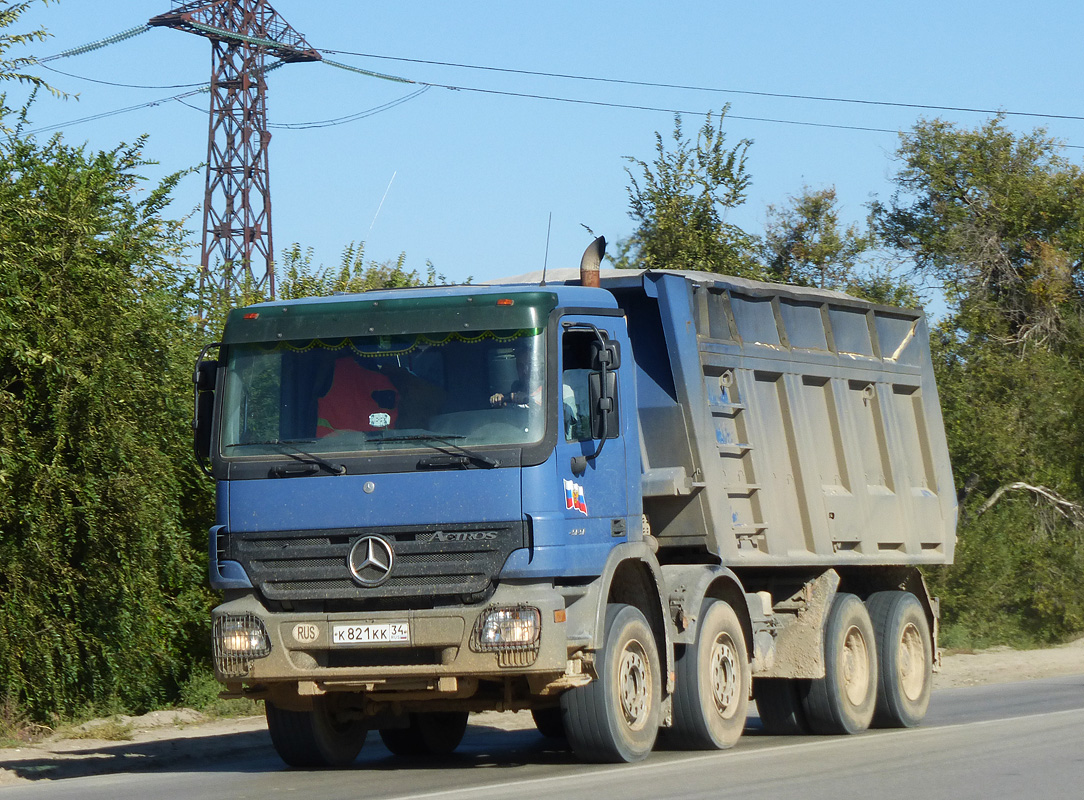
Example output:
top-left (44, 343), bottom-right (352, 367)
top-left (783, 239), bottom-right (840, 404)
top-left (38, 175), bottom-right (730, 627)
top-left (319, 60), bottom-right (1084, 149)
top-left (39, 62), bottom-right (206, 90)
top-left (36, 24), bottom-right (1084, 125)
top-left (22, 80), bottom-right (432, 136)
top-left (320, 59), bottom-right (907, 136)
top-left (319, 48), bottom-right (1084, 124)
top-left (26, 60), bottom-right (1084, 150)
top-left (268, 86), bottom-right (431, 129)
top-left (417, 79), bottom-right (907, 138)
top-left (23, 88), bottom-right (207, 135)
top-left (40, 24), bottom-right (1084, 128)
top-left (25, 24), bottom-right (1084, 149)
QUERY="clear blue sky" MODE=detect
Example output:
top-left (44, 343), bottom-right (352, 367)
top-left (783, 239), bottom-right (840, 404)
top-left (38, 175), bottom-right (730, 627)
top-left (9, 1), bottom-right (1084, 291)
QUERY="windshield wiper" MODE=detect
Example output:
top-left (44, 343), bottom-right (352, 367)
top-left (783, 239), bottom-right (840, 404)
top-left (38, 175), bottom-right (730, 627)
top-left (374, 432), bottom-right (501, 469)
top-left (239, 439), bottom-right (346, 477)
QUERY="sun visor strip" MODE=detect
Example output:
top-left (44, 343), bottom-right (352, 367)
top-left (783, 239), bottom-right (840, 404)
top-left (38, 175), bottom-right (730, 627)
top-left (223, 292), bottom-right (559, 344)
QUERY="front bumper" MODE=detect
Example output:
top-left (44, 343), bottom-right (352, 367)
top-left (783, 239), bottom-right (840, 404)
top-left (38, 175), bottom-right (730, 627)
top-left (212, 583), bottom-right (569, 690)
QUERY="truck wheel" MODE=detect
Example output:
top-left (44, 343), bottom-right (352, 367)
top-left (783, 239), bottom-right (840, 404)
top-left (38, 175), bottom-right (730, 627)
top-left (867, 591), bottom-right (933, 728)
top-left (667, 600), bottom-right (750, 749)
top-left (265, 697), bottom-right (367, 768)
top-left (562, 603), bottom-right (661, 763)
top-left (531, 707), bottom-right (566, 739)
top-left (379, 711), bottom-right (469, 756)
top-left (802, 592), bottom-right (878, 734)
top-left (754, 679), bottom-right (810, 734)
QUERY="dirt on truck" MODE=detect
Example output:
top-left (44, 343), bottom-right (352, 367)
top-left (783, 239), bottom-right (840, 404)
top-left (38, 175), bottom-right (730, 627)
top-left (194, 238), bottom-right (955, 766)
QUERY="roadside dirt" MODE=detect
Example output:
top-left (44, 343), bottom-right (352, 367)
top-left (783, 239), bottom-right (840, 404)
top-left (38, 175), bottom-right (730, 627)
top-left (933, 636), bottom-right (1084, 688)
top-left (1, 638), bottom-right (1080, 787)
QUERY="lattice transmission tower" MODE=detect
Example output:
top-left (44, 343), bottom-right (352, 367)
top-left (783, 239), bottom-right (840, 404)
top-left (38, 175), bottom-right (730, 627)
top-left (149, 1), bottom-right (321, 301)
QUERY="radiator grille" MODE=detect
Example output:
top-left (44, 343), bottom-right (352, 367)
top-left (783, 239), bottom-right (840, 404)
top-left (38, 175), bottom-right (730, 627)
top-left (225, 521), bottom-right (528, 604)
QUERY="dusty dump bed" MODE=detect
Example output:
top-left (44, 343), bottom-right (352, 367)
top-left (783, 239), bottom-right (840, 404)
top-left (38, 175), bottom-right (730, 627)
top-left (603, 269), bottom-right (956, 567)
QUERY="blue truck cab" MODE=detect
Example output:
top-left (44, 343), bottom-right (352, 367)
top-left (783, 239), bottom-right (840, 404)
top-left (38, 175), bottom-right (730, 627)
top-left (196, 248), bottom-right (955, 766)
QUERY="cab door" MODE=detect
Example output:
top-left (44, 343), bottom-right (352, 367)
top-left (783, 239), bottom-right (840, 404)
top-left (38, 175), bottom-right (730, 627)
top-left (555, 319), bottom-right (629, 544)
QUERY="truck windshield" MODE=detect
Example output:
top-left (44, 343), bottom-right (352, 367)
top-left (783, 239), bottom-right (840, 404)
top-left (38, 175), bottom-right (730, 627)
top-left (219, 329), bottom-right (546, 457)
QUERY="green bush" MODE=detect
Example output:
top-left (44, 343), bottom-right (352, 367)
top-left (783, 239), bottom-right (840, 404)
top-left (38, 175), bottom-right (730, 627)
top-left (0, 117), bottom-right (213, 720)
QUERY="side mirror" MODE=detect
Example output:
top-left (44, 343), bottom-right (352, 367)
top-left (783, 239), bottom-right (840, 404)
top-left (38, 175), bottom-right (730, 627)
top-left (193, 346), bottom-right (220, 476)
top-left (588, 370), bottom-right (619, 440)
top-left (590, 339), bottom-right (620, 371)
top-left (195, 359), bottom-right (219, 392)
top-left (572, 364), bottom-right (621, 475)
top-left (195, 390), bottom-right (215, 461)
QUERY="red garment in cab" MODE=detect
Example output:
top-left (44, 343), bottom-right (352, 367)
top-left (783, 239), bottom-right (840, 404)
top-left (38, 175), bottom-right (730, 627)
top-left (317, 357), bottom-right (398, 436)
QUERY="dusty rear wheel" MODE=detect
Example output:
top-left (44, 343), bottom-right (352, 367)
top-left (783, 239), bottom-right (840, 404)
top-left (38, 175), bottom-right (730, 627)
top-left (266, 696), bottom-right (367, 768)
top-left (562, 603), bottom-right (661, 763)
top-left (668, 600), bottom-right (750, 749)
top-left (867, 591), bottom-right (933, 727)
top-left (802, 592), bottom-right (878, 735)
top-left (379, 711), bottom-right (469, 756)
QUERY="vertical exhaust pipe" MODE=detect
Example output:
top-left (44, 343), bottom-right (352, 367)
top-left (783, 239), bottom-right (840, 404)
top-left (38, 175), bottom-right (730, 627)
top-left (579, 235), bottom-right (606, 288)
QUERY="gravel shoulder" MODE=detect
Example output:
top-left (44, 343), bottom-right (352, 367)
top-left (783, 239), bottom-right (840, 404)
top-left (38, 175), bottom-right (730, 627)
top-left (932, 636), bottom-right (1084, 688)
top-left (1, 638), bottom-right (1081, 787)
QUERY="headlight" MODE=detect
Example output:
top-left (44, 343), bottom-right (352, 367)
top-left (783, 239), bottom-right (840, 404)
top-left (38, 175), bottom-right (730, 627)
top-left (477, 606), bottom-right (541, 647)
top-left (471, 606), bottom-right (542, 667)
top-left (213, 613), bottom-right (271, 678)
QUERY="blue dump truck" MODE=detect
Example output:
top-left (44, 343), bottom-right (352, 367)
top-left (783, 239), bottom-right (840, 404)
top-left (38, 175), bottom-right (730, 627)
top-left (194, 239), bottom-right (956, 766)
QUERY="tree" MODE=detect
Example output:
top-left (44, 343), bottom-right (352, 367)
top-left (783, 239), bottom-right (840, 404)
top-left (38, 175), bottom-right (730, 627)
top-left (613, 109), bottom-right (762, 278)
top-left (0, 119), bottom-right (211, 718)
top-left (760, 185), bottom-right (921, 308)
top-left (199, 243), bottom-right (446, 336)
top-left (0, 1), bottom-right (59, 109)
top-left (762, 185), bottom-right (872, 289)
top-left (876, 117), bottom-right (1084, 645)
top-left (872, 116), bottom-right (1084, 346)
top-left (843, 267), bottom-right (924, 308)
top-left (278, 241), bottom-right (446, 299)
top-left (926, 324), bottom-right (1084, 644)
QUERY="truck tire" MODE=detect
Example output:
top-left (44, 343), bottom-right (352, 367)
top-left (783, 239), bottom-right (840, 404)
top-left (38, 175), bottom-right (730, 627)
top-left (265, 697), bottom-right (367, 768)
top-left (667, 600), bottom-right (750, 749)
top-left (531, 706), bottom-right (566, 739)
top-left (379, 711), bottom-right (469, 756)
top-left (754, 679), bottom-right (810, 734)
top-left (561, 603), bottom-right (661, 763)
top-left (867, 591), bottom-right (933, 728)
top-left (802, 592), bottom-right (878, 734)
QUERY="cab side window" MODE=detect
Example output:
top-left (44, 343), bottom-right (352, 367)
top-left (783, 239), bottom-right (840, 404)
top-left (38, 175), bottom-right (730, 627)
top-left (562, 329), bottom-right (621, 442)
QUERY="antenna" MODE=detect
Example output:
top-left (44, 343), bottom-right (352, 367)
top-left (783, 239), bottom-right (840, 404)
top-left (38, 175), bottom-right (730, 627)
top-left (540, 212), bottom-right (552, 286)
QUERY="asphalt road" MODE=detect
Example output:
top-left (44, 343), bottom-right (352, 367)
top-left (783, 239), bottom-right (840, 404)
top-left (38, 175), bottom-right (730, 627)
top-left (4, 675), bottom-right (1082, 800)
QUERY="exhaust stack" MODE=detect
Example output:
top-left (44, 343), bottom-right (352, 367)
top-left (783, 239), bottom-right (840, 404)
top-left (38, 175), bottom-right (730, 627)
top-left (579, 236), bottom-right (606, 288)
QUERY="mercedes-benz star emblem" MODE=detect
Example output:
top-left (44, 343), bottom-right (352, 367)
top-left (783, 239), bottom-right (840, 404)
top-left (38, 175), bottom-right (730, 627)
top-left (347, 536), bottom-right (395, 587)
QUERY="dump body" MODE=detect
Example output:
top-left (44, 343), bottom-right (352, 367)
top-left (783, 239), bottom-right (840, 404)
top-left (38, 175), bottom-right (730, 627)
top-left (611, 269), bottom-right (956, 565)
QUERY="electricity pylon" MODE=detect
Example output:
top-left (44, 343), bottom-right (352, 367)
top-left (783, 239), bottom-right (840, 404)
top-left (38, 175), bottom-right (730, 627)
top-left (149, 1), bottom-right (321, 301)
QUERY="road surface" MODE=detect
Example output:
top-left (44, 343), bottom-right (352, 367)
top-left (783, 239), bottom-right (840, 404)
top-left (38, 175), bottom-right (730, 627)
top-left (2, 675), bottom-right (1081, 799)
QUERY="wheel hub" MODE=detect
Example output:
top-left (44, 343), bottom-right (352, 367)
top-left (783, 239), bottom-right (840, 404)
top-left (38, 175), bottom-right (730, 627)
top-left (897, 621), bottom-right (925, 701)
top-left (840, 624), bottom-right (871, 706)
top-left (619, 638), bottom-right (652, 730)
top-left (710, 634), bottom-right (740, 718)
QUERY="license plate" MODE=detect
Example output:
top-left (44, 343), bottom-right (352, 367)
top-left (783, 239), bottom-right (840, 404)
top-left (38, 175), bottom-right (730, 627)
top-left (331, 622), bottom-right (410, 645)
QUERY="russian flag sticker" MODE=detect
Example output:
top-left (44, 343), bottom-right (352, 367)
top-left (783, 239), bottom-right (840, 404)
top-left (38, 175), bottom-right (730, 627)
top-left (563, 479), bottom-right (588, 515)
